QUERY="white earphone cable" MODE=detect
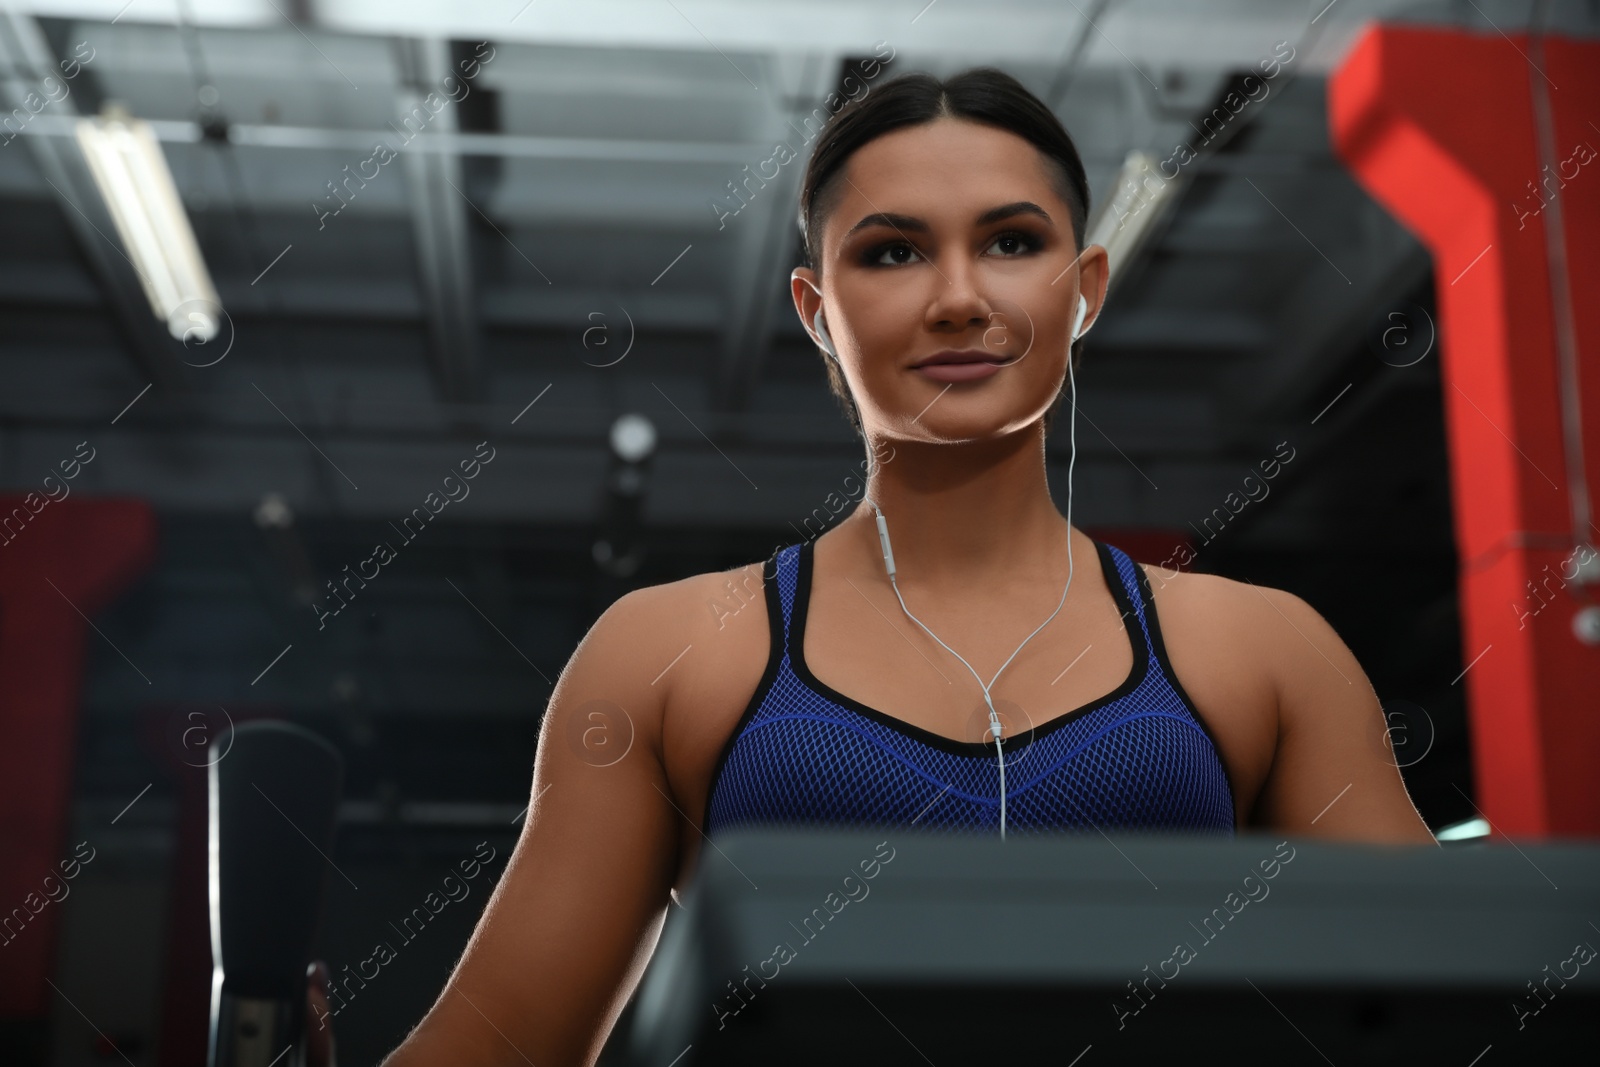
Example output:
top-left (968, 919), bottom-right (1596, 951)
top-left (867, 295), bottom-right (1086, 839)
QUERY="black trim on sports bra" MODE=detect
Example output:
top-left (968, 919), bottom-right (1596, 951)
top-left (699, 548), bottom-right (786, 832)
top-left (788, 538), bottom-right (1149, 756)
top-left (1129, 559), bottom-right (1242, 820)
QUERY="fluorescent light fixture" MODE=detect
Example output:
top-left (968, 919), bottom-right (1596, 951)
top-left (1083, 150), bottom-right (1181, 292)
top-left (75, 104), bottom-right (222, 343)
top-left (1434, 816), bottom-right (1491, 842)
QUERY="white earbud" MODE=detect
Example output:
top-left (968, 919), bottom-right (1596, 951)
top-left (812, 308), bottom-right (838, 359)
top-left (1070, 294), bottom-right (1090, 342)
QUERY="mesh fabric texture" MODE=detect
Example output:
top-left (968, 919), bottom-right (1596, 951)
top-left (704, 540), bottom-right (1236, 838)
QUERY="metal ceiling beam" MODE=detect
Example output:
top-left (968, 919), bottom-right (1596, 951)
top-left (19, 112), bottom-right (769, 162)
top-left (716, 54), bottom-right (838, 412)
top-left (0, 271), bottom-right (732, 330)
top-left (396, 38), bottom-right (481, 405)
top-left (0, 414), bottom-right (1249, 527)
top-left (11, 0), bottom-right (1502, 70)
top-left (712, 56), bottom-right (812, 412)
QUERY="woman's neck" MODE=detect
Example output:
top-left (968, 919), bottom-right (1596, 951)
top-left (844, 424), bottom-right (1073, 586)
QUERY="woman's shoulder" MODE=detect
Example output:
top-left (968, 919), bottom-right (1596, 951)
top-left (598, 556), bottom-right (772, 641)
top-left (1129, 561), bottom-right (1308, 817)
top-left (579, 555), bottom-right (778, 704)
top-left (585, 557), bottom-right (780, 822)
top-left (1135, 559), bottom-right (1323, 647)
top-left (545, 556), bottom-right (777, 778)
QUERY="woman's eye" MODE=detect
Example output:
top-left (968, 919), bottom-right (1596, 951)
top-left (986, 232), bottom-right (1037, 257)
top-left (872, 243), bottom-right (921, 266)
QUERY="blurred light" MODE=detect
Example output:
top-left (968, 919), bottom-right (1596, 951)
top-left (592, 538), bottom-right (641, 578)
top-left (1573, 605), bottom-right (1600, 646)
top-left (609, 413), bottom-right (657, 463)
top-left (1434, 817), bottom-right (1490, 842)
top-left (253, 492), bottom-right (293, 529)
top-left (1574, 545), bottom-right (1600, 584)
top-left (1084, 150), bottom-right (1181, 292)
top-left (597, 415), bottom-right (654, 577)
top-left (611, 465), bottom-right (645, 496)
top-left (74, 104), bottom-right (223, 343)
top-left (331, 673), bottom-right (360, 704)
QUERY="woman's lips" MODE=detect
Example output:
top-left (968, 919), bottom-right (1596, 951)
top-left (914, 358), bottom-right (1013, 382)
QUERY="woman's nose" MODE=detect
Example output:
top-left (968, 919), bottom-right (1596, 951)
top-left (925, 260), bottom-right (991, 333)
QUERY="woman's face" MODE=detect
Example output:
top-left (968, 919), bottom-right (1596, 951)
top-left (792, 117), bottom-right (1108, 444)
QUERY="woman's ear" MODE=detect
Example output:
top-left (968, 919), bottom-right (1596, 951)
top-left (791, 268), bottom-right (828, 351)
top-left (1077, 243), bottom-right (1111, 336)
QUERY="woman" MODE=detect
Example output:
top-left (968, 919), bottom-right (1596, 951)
top-left (370, 68), bottom-right (1433, 1066)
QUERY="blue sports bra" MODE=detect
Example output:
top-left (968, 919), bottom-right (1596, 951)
top-left (704, 539), bottom-right (1237, 836)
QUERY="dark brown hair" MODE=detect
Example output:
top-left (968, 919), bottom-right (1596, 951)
top-left (797, 68), bottom-right (1093, 438)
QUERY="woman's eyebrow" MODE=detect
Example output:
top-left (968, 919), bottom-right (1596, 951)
top-left (975, 201), bottom-right (1053, 226)
top-left (844, 202), bottom-right (1053, 239)
top-left (844, 211), bottom-right (928, 239)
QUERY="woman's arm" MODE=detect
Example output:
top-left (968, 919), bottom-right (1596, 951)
top-left (380, 584), bottom-right (693, 1066)
top-left (1245, 585), bottom-right (1437, 844)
